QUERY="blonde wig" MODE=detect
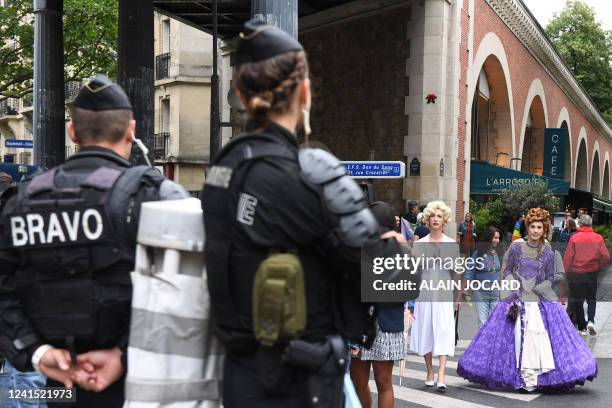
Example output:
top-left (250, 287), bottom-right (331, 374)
top-left (423, 200), bottom-right (452, 224)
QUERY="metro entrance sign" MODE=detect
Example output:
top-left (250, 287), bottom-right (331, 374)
top-left (5, 139), bottom-right (33, 149)
top-left (343, 161), bottom-right (406, 179)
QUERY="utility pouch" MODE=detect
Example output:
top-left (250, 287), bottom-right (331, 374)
top-left (253, 253), bottom-right (306, 346)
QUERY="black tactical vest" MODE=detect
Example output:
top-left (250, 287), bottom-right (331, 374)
top-left (202, 133), bottom-right (337, 353)
top-left (5, 164), bottom-right (152, 349)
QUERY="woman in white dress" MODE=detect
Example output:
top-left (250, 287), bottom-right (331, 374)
top-left (409, 200), bottom-right (462, 391)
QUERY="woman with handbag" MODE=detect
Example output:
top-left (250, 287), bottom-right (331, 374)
top-left (457, 208), bottom-right (597, 391)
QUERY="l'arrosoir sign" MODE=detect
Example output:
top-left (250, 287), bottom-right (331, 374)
top-left (484, 176), bottom-right (544, 189)
top-left (470, 161), bottom-right (569, 194)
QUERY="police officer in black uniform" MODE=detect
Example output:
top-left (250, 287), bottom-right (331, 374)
top-left (202, 20), bottom-right (380, 407)
top-left (0, 76), bottom-right (188, 407)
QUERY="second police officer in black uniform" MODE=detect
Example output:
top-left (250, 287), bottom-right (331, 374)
top-left (0, 76), bottom-right (188, 408)
top-left (201, 20), bottom-right (380, 407)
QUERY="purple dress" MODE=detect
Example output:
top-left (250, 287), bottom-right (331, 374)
top-left (457, 241), bottom-right (598, 390)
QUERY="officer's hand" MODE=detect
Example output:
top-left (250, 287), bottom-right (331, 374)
top-left (38, 348), bottom-right (76, 388)
top-left (73, 347), bottom-right (124, 392)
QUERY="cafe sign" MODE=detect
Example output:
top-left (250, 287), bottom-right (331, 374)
top-left (543, 128), bottom-right (567, 179)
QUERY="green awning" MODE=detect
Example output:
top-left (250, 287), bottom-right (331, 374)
top-left (470, 160), bottom-right (570, 195)
top-left (593, 196), bottom-right (612, 212)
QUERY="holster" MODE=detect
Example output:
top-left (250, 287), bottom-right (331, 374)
top-left (255, 335), bottom-right (347, 407)
top-left (255, 344), bottom-right (299, 396)
top-left (285, 335), bottom-right (347, 408)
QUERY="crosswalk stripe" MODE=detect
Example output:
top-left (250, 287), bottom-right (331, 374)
top-left (392, 367), bottom-right (540, 402)
top-left (369, 380), bottom-right (494, 408)
top-left (400, 355), bottom-right (459, 370)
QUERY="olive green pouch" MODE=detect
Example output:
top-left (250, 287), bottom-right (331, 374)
top-left (253, 253), bottom-right (306, 346)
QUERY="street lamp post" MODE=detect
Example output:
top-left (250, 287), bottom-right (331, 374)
top-left (33, 0), bottom-right (65, 168)
top-left (210, 0), bottom-right (221, 163)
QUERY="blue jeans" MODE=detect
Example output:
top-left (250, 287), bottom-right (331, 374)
top-left (472, 290), bottom-right (499, 328)
top-left (0, 360), bottom-right (47, 408)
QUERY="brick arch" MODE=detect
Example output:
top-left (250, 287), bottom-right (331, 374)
top-left (591, 142), bottom-right (601, 195)
top-left (574, 127), bottom-right (588, 189)
top-left (556, 107), bottom-right (573, 183)
top-left (469, 32), bottom-right (516, 160)
top-left (518, 79), bottom-right (549, 174)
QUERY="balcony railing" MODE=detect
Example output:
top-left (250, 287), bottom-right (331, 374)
top-left (0, 98), bottom-right (19, 116)
top-left (154, 132), bottom-right (170, 160)
top-left (65, 80), bottom-right (81, 102)
top-left (22, 92), bottom-right (33, 109)
top-left (65, 145), bottom-right (80, 158)
top-left (156, 53), bottom-right (170, 80)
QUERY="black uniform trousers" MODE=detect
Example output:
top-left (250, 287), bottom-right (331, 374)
top-left (223, 353), bottom-right (308, 408)
top-left (47, 375), bottom-right (125, 408)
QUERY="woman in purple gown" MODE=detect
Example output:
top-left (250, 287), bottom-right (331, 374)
top-left (457, 208), bottom-right (597, 391)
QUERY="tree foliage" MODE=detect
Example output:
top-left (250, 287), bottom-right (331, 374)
top-left (0, 0), bottom-right (117, 98)
top-left (470, 198), bottom-right (505, 237)
top-left (545, 0), bottom-right (612, 125)
top-left (499, 181), bottom-right (560, 221)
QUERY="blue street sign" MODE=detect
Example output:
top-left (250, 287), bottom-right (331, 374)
top-left (343, 161), bottom-right (406, 179)
top-left (5, 139), bottom-right (33, 148)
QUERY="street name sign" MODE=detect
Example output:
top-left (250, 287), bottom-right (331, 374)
top-left (5, 139), bottom-right (33, 149)
top-left (343, 161), bottom-right (406, 179)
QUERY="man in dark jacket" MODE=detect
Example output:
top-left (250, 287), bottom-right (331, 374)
top-left (563, 215), bottom-right (610, 336)
top-left (0, 172), bottom-right (15, 211)
top-left (0, 76), bottom-right (187, 407)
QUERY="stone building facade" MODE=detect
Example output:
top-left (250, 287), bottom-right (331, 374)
top-left (299, 0), bottom-right (612, 236)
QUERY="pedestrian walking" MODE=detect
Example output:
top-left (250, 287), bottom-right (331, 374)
top-left (200, 19), bottom-right (379, 407)
top-left (465, 226), bottom-right (502, 328)
top-left (0, 171), bottom-right (15, 211)
top-left (559, 218), bottom-right (578, 243)
top-left (0, 76), bottom-right (188, 408)
top-left (409, 200), bottom-right (462, 392)
top-left (413, 212), bottom-right (430, 240)
top-left (563, 214), bottom-right (610, 336)
top-left (350, 201), bottom-right (408, 408)
top-left (458, 208), bottom-right (597, 391)
top-left (458, 212), bottom-right (477, 255)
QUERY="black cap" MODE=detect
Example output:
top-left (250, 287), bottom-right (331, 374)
top-left (235, 18), bottom-right (303, 65)
top-left (73, 75), bottom-right (133, 111)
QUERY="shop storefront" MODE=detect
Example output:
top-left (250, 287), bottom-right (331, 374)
top-left (470, 160), bottom-right (569, 199)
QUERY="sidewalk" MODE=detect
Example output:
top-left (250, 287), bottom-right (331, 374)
top-left (591, 263), bottom-right (612, 358)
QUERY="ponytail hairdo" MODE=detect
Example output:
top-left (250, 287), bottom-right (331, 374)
top-left (234, 51), bottom-right (309, 122)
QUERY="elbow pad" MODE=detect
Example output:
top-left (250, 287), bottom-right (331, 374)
top-left (298, 148), bottom-right (378, 247)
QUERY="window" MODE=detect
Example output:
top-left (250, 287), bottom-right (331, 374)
top-left (161, 99), bottom-right (170, 133)
top-left (19, 151), bottom-right (31, 165)
top-left (162, 20), bottom-right (170, 54)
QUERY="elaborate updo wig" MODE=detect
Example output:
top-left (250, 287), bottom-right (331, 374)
top-left (422, 200), bottom-right (452, 224)
top-left (234, 51), bottom-right (309, 123)
top-left (525, 207), bottom-right (551, 242)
